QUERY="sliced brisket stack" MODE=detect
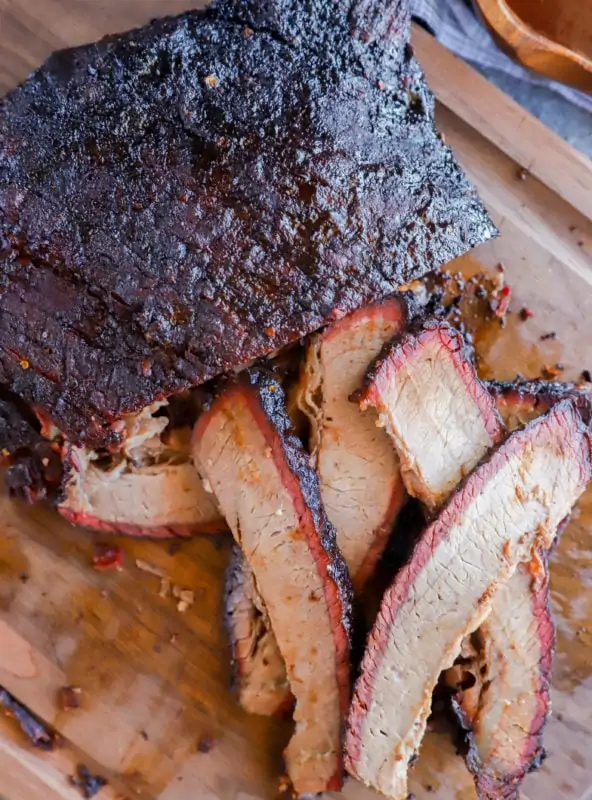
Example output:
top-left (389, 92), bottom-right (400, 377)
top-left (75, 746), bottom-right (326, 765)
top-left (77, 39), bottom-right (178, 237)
top-left (193, 370), bottom-right (352, 794)
top-left (346, 401), bottom-right (590, 799)
top-left (346, 321), bottom-right (592, 798)
top-left (0, 0), bottom-right (496, 502)
top-left (446, 378), bottom-right (592, 799)
top-left (224, 296), bottom-right (412, 718)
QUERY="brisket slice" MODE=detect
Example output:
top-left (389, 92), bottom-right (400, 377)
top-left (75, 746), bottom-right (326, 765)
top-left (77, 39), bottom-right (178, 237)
top-left (359, 319), bottom-right (504, 510)
top-left (58, 404), bottom-right (225, 537)
top-left (297, 295), bottom-right (409, 588)
top-left (225, 544), bottom-right (291, 716)
top-left (0, 0), bottom-right (497, 449)
top-left (452, 550), bottom-right (553, 800)
top-left (192, 369), bottom-right (352, 794)
top-left (345, 401), bottom-right (591, 800)
top-left (59, 449), bottom-right (224, 538)
top-left (488, 379), bottom-right (592, 430)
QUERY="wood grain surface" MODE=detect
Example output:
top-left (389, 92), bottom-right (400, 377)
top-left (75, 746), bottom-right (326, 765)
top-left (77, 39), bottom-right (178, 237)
top-left (0, 3), bottom-right (591, 800)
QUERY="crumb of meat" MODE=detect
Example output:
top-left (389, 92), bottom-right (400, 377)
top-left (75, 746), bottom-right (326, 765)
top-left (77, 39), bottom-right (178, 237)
top-left (172, 586), bottom-right (195, 613)
top-left (92, 544), bottom-right (124, 571)
top-left (197, 732), bottom-right (217, 753)
top-left (135, 559), bottom-right (166, 577)
top-left (159, 577), bottom-right (172, 598)
top-left (58, 686), bottom-right (82, 711)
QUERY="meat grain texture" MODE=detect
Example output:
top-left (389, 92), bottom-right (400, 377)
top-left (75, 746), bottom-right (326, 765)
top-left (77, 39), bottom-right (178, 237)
top-left (359, 319), bottom-right (504, 510)
top-left (193, 369), bottom-right (352, 794)
top-left (298, 295), bottom-right (409, 588)
top-left (0, 0), bottom-right (497, 457)
top-left (453, 550), bottom-right (554, 800)
top-left (346, 401), bottom-right (591, 799)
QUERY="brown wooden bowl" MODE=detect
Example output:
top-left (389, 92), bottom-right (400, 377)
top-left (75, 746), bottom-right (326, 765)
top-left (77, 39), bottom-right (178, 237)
top-left (474, 0), bottom-right (592, 91)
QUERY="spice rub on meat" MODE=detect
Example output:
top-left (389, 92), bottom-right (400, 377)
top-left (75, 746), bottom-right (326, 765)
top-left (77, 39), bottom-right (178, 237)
top-left (0, 0), bottom-right (497, 455)
top-left (193, 369), bottom-right (352, 794)
top-left (346, 401), bottom-right (591, 800)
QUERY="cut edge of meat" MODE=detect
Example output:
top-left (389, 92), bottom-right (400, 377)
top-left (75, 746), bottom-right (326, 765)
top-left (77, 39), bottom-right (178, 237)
top-left (345, 400), bottom-right (591, 799)
top-left (358, 319), bottom-right (504, 509)
top-left (58, 446), bottom-right (226, 539)
top-left (224, 544), bottom-right (292, 717)
top-left (488, 378), bottom-right (592, 429)
top-left (57, 400), bottom-right (226, 538)
top-left (193, 368), bottom-right (352, 793)
top-left (452, 551), bottom-right (554, 800)
top-left (296, 294), bottom-right (410, 589)
top-left (361, 319), bottom-right (503, 442)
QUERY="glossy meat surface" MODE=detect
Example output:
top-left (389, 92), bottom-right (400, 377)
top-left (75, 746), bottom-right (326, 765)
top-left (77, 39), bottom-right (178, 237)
top-left (0, 0), bottom-right (496, 447)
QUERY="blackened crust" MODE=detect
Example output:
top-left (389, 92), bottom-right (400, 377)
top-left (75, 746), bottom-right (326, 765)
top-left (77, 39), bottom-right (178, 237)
top-left (487, 379), bottom-right (592, 425)
top-left (0, 687), bottom-right (55, 750)
top-left (0, 0), bottom-right (497, 448)
top-left (0, 389), bottom-right (62, 501)
top-left (224, 544), bottom-right (249, 692)
top-left (243, 368), bottom-right (353, 642)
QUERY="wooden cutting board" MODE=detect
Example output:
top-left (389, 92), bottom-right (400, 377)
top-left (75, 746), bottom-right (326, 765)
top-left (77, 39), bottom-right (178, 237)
top-left (1, 3), bottom-right (592, 799)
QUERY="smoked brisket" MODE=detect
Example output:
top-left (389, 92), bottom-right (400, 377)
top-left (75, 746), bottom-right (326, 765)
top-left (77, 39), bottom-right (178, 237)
top-left (453, 550), bottom-right (553, 800)
top-left (359, 319), bottom-right (504, 510)
top-left (345, 401), bottom-right (591, 799)
top-left (0, 0), bottom-right (496, 450)
top-left (193, 369), bottom-right (352, 794)
top-left (297, 296), bottom-right (409, 588)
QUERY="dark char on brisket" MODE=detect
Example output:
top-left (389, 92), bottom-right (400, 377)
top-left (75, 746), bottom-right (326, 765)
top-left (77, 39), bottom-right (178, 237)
top-left (0, 0), bottom-right (496, 452)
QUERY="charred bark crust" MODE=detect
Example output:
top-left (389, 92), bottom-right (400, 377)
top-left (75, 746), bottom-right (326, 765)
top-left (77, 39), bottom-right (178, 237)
top-left (0, 0), bottom-right (497, 449)
top-left (0, 388), bottom-right (62, 501)
top-left (487, 379), bottom-right (592, 424)
top-left (241, 368), bottom-right (354, 639)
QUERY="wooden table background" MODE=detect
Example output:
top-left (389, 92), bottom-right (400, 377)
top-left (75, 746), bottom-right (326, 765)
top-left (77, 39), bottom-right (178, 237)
top-left (0, 2), bottom-right (592, 799)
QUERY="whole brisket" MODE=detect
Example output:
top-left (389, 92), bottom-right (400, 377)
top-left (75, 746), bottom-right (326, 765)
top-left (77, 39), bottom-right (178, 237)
top-left (0, 0), bottom-right (496, 450)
